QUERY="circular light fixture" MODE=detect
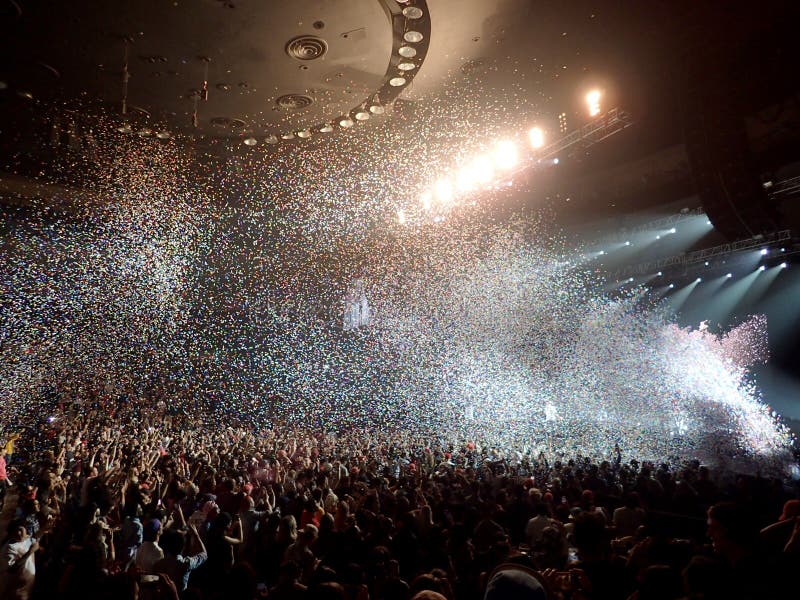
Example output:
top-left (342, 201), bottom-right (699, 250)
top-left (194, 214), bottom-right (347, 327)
top-left (398, 46), bottom-right (417, 58)
top-left (297, 129), bottom-right (312, 138)
top-left (404, 31), bottom-right (424, 43)
top-left (389, 77), bottom-right (406, 87)
top-left (528, 126), bottom-right (545, 149)
top-left (339, 117), bottom-right (354, 128)
top-left (398, 62), bottom-right (416, 71)
top-left (137, 128), bottom-right (153, 137)
top-left (355, 110), bottom-right (370, 121)
top-left (265, 135), bottom-right (278, 144)
top-left (402, 6), bottom-right (424, 19)
top-left (156, 131), bottom-right (172, 140)
top-left (319, 124), bottom-right (334, 133)
top-left (243, 137), bottom-right (257, 146)
top-left (281, 132), bottom-right (295, 140)
top-left (369, 104), bottom-right (385, 115)
top-left (117, 125), bottom-right (132, 134)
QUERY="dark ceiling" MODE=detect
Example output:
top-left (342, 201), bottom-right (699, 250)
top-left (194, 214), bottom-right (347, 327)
top-left (1, 0), bottom-right (799, 226)
top-left (0, 0), bottom-right (693, 140)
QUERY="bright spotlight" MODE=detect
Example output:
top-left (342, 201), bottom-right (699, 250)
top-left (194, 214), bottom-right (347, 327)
top-left (553, 157), bottom-right (560, 165)
top-left (760, 248), bottom-right (768, 256)
top-left (780, 262), bottom-right (788, 268)
top-left (669, 227), bottom-right (676, 234)
top-left (493, 140), bottom-right (518, 170)
top-left (528, 126), bottom-right (545, 149)
top-left (726, 273), bottom-right (732, 278)
top-left (434, 178), bottom-right (454, 204)
top-left (696, 277), bottom-right (702, 283)
top-left (420, 190), bottom-right (432, 211)
top-left (628, 277), bottom-right (634, 282)
top-left (669, 283), bottom-right (675, 289)
top-left (759, 265), bottom-right (766, 271)
top-left (471, 155), bottom-right (495, 183)
top-left (656, 235), bottom-right (661, 240)
top-left (456, 166), bottom-right (476, 192)
top-left (704, 261), bottom-right (709, 266)
top-left (706, 220), bottom-right (712, 226)
top-left (598, 250), bottom-right (605, 255)
top-left (780, 247), bottom-right (786, 252)
top-left (657, 271), bottom-right (662, 276)
top-left (624, 241), bottom-right (631, 246)
top-left (586, 89), bottom-right (602, 117)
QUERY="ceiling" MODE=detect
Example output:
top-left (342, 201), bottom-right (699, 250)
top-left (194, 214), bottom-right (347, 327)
top-left (0, 0), bottom-right (690, 141)
top-left (2, 0), bottom-right (800, 226)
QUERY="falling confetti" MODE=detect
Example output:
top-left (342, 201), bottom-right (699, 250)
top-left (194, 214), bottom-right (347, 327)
top-left (0, 102), bottom-right (794, 477)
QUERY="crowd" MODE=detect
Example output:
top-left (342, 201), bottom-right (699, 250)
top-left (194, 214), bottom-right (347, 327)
top-left (1, 390), bottom-right (798, 600)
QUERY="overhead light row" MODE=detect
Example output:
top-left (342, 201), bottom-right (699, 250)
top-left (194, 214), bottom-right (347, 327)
top-left (413, 127), bottom-right (554, 219)
top-left (241, 5), bottom-right (428, 147)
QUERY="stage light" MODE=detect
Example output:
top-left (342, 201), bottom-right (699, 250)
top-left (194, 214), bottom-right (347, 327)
top-left (657, 271), bottom-right (662, 276)
top-left (625, 241), bottom-right (631, 246)
top-left (493, 140), bottom-right (518, 170)
top-left (759, 266), bottom-right (766, 271)
top-left (780, 247), bottom-right (786, 252)
top-left (354, 110), bottom-right (370, 121)
top-left (656, 235), bottom-right (661, 240)
top-left (528, 126), bottom-right (545, 149)
top-left (297, 129), bottom-right (312, 138)
top-left (669, 228), bottom-right (676, 234)
top-left (397, 209), bottom-right (406, 224)
top-left (780, 262), bottom-right (788, 268)
top-left (398, 46), bottom-right (417, 58)
top-left (456, 167), bottom-right (475, 192)
top-left (404, 31), bottom-right (424, 43)
top-left (628, 277), bottom-right (634, 282)
top-left (398, 62), bottom-right (416, 71)
top-left (471, 155), bottom-right (495, 183)
top-left (389, 77), bottom-right (407, 87)
top-left (435, 178), bottom-right (454, 204)
top-left (704, 261), bottom-right (709, 266)
top-left (760, 248), bottom-right (768, 255)
top-left (586, 89), bottom-right (601, 117)
top-left (726, 273), bottom-right (732, 278)
top-left (598, 250), bottom-right (605, 255)
top-left (553, 158), bottom-right (560, 165)
top-left (669, 284), bottom-right (675, 288)
top-left (339, 117), bottom-right (354, 128)
top-left (402, 6), bottom-right (423, 19)
top-left (243, 137), bottom-right (257, 146)
top-left (420, 191), bottom-right (432, 210)
top-left (706, 220), bottom-right (712, 225)
top-left (319, 124), bottom-right (334, 133)
top-left (696, 277), bottom-right (702, 283)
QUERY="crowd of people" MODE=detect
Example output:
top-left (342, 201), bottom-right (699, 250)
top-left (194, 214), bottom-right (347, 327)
top-left (1, 390), bottom-right (798, 600)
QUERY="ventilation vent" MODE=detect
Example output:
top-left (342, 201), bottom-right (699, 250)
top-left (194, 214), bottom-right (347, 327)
top-left (275, 94), bottom-right (314, 110)
top-left (210, 117), bottom-right (246, 128)
top-left (286, 36), bottom-right (328, 60)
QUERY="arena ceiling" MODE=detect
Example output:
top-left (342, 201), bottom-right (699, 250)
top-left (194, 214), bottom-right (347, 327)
top-left (0, 0), bottom-right (798, 222)
top-left (0, 0), bottom-right (689, 141)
